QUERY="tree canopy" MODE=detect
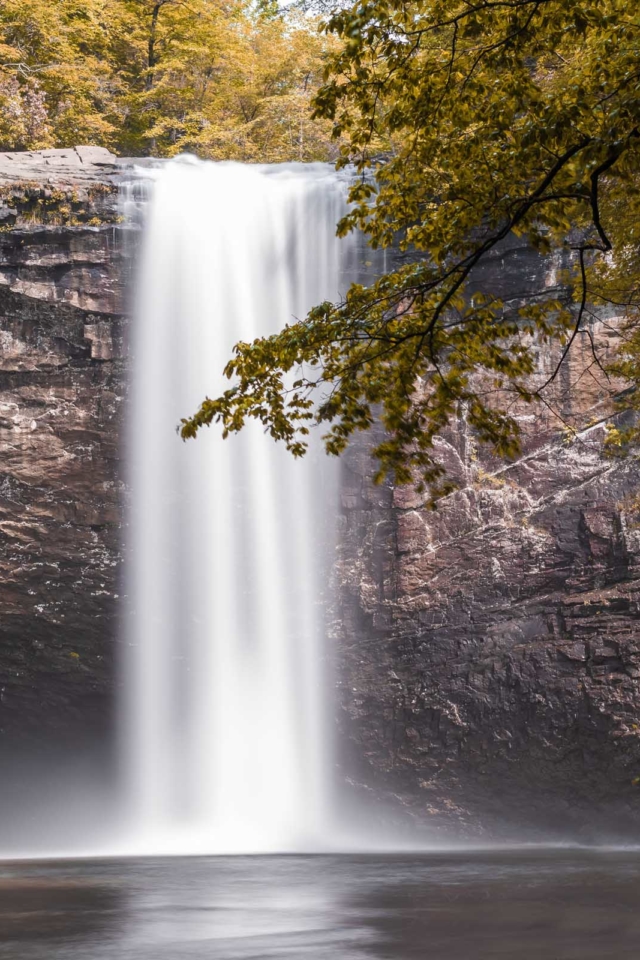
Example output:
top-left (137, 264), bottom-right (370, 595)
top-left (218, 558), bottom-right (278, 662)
top-left (180, 0), bottom-right (640, 497)
top-left (0, 0), bottom-right (336, 161)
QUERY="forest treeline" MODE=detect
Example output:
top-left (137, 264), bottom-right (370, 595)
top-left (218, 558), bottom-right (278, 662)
top-left (0, 0), bottom-right (334, 161)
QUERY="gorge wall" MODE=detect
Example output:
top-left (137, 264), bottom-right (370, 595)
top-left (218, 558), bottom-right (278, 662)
top-left (335, 245), bottom-right (640, 840)
top-left (0, 147), bottom-right (128, 749)
top-left (0, 149), bottom-right (637, 839)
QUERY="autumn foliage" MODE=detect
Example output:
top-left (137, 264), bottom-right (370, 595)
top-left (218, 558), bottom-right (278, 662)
top-left (0, 0), bottom-right (336, 161)
top-left (181, 0), bottom-right (640, 494)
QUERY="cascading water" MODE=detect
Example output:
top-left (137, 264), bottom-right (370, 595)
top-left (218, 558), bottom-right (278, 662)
top-left (125, 157), bottom-right (354, 854)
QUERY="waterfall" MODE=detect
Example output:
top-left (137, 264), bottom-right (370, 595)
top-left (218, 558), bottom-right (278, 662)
top-left (125, 158), bottom-right (353, 854)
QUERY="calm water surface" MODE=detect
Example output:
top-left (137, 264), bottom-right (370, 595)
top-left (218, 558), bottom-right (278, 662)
top-left (0, 850), bottom-right (638, 959)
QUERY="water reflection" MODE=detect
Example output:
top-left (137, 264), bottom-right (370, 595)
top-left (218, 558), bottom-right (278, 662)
top-left (0, 851), bottom-right (639, 959)
top-left (0, 870), bottom-right (123, 947)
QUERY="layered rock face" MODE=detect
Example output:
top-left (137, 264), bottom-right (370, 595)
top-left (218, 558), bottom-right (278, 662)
top-left (0, 149), bottom-right (637, 839)
top-left (0, 147), bottom-right (129, 747)
top-left (335, 248), bottom-right (640, 840)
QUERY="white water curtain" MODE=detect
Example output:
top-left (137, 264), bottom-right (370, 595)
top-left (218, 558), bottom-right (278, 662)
top-left (125, 159), bottom-right (351, 854)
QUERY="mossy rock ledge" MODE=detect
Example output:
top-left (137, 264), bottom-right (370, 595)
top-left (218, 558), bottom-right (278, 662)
top-left (0, 146), bottom-right (127, 228)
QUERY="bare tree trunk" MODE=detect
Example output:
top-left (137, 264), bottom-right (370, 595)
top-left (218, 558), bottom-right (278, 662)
top-left (146, 2), bottom-right (163, 92)
top-left (145, 1), bottom-right (166, 154)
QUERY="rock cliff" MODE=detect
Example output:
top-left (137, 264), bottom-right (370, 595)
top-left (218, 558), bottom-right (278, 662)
top-left (335, 248), bottom-right (640, 840)
top-left (0, 147), bottom-right (128, 747)
top-left (0, 149), bottom-right (637, 840)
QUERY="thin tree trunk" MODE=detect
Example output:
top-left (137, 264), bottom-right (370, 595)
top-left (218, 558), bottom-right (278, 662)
top-left (146, 2), bottom-right (162, 92)
top-left (146, 1), bottom-right (165, 154)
